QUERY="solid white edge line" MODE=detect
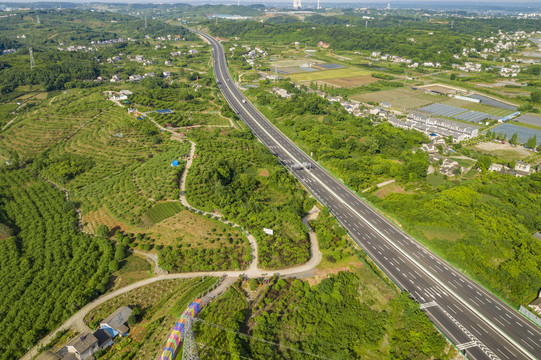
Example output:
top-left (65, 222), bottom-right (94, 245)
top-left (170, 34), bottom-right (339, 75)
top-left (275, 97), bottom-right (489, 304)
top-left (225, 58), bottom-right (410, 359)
top-left (200, 31), bottom-right (536, 360)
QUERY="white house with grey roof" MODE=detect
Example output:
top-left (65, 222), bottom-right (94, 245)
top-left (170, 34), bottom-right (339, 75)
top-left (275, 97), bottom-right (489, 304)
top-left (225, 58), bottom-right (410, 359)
top-left (100, 306), bottom-right (132, 338)
top-left (63, 333), bottom-right (98, 360)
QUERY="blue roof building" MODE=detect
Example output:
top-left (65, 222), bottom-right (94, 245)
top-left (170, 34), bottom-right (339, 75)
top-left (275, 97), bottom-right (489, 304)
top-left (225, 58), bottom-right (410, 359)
top-left (99, 306), bottom-right (132, 338)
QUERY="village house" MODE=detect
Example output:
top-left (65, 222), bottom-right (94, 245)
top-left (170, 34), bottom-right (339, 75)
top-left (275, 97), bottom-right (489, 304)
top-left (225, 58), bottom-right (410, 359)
top-left (271, 87), bottom-right (293, 99)
top-left (100, 306), bottom-right (133, 338)
top-left (398, 113), bottom-right (478, 143)
top-left (439, 158), bottom-right (461, 176)
top-left (128, 74), bottom-right (143, 82)
top-left (488, 163), bottom-right (504, 173)
top-left (111, 93), bottom-right (127, 101)
top-left (515, 161), bottom-right (531, 177)
top-left (421, 143), bottom-right (438, 154)
top-left (63, 333), bottom-right (99, 360)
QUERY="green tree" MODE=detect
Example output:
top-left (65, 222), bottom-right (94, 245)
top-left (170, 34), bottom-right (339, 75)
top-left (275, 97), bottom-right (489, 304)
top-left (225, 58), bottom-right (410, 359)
top-left (526, 135), bottom-right (537, 149)
top-left (115, 244), bottom-right (126, 260)
top-left (476, 155), bottom-right (492, 171)
top-left (96, 225), bottom-right (109, 238)
top-left (127, 306), bottom-right (142, 326)
top-left (510, 132), bottom-right (518, 145)
top-left (109, 260), bottom-right (119, 272)
top-left (530, 91), bottom-right (541, 104)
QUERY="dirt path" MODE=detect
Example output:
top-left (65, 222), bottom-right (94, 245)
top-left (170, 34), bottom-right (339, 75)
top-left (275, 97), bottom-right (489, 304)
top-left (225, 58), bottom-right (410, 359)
top-left (1, 115), bottom-right (18, 131)
top-left (41, 178), bottom-right (86, 234)
top-left (22, 97), bottom-right (324, 360)
top-left (170, 124), bottom-right (231, 130)
top-left (179, 140), bottom-right (260, 276)
top-left (132, 250), bottom-right (168, 276)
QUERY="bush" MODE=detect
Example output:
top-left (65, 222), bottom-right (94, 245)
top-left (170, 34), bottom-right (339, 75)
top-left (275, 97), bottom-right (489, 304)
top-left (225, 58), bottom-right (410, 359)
top-left (248, 278), bottom-right (258, 291)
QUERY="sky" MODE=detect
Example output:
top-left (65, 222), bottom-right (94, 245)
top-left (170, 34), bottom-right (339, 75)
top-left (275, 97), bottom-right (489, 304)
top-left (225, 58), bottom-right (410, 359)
top-left (3, 0), bottom-right (539, 10)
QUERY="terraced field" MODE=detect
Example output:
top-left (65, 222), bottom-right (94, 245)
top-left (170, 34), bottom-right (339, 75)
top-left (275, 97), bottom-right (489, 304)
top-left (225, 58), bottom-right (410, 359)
top-left (69, 131), bottom-right (189, 225)
top-left (142, 202), bottom-right (184, 225)
top-left (0, 89), bottom-right (190, 226)
top-left (289, 67), bottom-right (369, 81)
top-left (0, 90), bottom-right (103, 158)
top-left (83, 277), bottom-right (218, 360)
top-left (352, 88), bottom-right (443, 109)
top-left (0, 87), bottom-right (253, 272)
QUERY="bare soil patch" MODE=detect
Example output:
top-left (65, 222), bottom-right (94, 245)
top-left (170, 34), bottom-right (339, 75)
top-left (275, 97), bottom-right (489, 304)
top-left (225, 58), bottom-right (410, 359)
top-left (307, 265), bottom-right (357, 286)
top-left (374, 183), bottom-right (405, 199)
top-left (316, 75), bottom-right (378, 88)
top-left (472, 141), bottom-right (531, 160)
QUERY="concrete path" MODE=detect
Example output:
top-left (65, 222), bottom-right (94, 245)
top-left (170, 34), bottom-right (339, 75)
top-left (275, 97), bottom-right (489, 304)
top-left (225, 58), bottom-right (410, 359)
top-left (21, 245), bottom-right (323, 360)
top-left (362, 179), bottom-right (395, 192)
top-left (201, 276), bottom-right (237, 306)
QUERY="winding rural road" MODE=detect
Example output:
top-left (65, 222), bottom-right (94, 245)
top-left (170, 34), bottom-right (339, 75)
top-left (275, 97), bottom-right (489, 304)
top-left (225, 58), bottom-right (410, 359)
top-left (21, 111), bottom-right (322, 360)
top-left (195, 29), bottom-right (541, 360)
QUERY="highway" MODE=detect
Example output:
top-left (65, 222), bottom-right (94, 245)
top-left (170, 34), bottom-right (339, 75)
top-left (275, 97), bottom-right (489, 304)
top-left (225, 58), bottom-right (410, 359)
top-left (194, 30), bottom-right (541, 360)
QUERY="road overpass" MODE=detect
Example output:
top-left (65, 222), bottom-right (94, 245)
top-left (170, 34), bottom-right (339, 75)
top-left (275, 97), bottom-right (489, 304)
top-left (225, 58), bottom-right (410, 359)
top-left (194, 30), bottom-right (541, 360)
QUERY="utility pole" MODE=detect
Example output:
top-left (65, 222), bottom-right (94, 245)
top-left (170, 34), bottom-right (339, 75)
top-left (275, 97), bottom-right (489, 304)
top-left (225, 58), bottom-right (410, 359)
top-left (144, 15), bottom-right (147, 29)
top-left (36, 15), bottom-right (40, 24)
top-left (29, 48), bottom-right (35, 69)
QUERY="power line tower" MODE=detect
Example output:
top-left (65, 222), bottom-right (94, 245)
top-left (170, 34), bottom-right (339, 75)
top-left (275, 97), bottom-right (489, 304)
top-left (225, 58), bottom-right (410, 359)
top-left (182, 317), bottom-right (199, 360)
top-left (29, 48), bottom-right (35, 69)
top-left (36, 15), bottom-right (40, 24)
top-left (144, 16), bottom-right (147, 29)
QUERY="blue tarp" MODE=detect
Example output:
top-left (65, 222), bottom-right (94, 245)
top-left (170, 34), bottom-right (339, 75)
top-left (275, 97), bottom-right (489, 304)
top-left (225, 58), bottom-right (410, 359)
top-left (171, 160), bottom-right (179, 167)
top-left (100, 325), bottom-right (119, 338)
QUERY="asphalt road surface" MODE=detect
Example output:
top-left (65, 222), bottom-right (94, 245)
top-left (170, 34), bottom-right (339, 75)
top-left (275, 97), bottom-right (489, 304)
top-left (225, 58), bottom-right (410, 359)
top-left (194, 29), bottom-right (541, 360)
